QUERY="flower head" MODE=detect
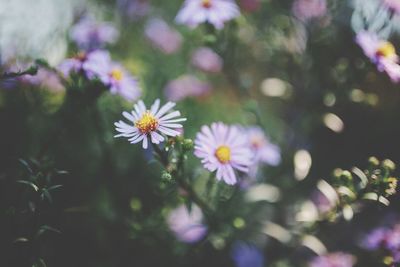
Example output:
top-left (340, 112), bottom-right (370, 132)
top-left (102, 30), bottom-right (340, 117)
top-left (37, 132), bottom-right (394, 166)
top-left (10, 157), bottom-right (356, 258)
top-left (114, 99), bottom-right (186, 149)
top-left (144, 19), bottom-right (182, 54)
top-left (356, 31), bottom-right (400, 82)
top-left (167, 204), bottom-right (208, 243)
top-left (191, 47), bottom-right (223, 73)
top-left (194, 122), bottom-right (253, 185)
top-left (82, 50), bottom-right (141, 101)
top-left (70, 17), bottom-right (119, 51)
top-left (309, 252), bottom-right (355, 267)
top-left (175, 0), bottom-right (240, 29)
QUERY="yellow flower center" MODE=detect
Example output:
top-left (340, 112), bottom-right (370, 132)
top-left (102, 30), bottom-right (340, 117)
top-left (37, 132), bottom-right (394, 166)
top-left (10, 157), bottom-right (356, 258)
top-left (111, 69), bottom-right (123, 81)
top-left (376, 42), bottom-right (397, 59)
top-left (202, 0), bottom-right (212, 8)
top-left (135, 111), bottom-right (159, 134)
top-left (215, 145), bottom-right (231, 164)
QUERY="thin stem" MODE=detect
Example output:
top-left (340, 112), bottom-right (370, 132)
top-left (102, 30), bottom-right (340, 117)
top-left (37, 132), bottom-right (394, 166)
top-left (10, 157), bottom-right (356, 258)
top-left (151, 142), bottom-right (214, 215)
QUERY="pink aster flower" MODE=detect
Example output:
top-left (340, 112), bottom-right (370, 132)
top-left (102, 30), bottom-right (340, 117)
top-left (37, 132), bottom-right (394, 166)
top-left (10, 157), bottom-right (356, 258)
top-left (82, 50), bottom-right (141, 101)
top-left (356, 31), bottom-right (400, 82)
top-left (292, 0), bottom-right (327, 21)
top-left (383, 0), bottom-right (400, 14)
top-left (309, 252), bottom-right (355, 267)
top-left (191, 47), bottom-right (223, 73)
top-left (164, 75), bottom-right (211, 101)
top-left (167, 204), bottom-right (208, 243)
top-left (194, 122), bottom-right (253, 185)
top-left (114, 99), bottom-right (186, 149)
top-left (175, 0), bottom-right (240, 29)
top-left (144, 19), bottom-right (182, 54)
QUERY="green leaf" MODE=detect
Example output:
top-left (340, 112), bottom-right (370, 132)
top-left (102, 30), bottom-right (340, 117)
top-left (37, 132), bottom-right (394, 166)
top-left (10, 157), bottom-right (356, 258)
top-left (16, 180), bottom-right (39, 192)
top-left (32, 258), bottom-right (47, 267)
top-left (18, 159), bottom-right (33, 174)
top-left (41, 189), bottom-right (52, 203)
top-left (47, 185), bottom-right (63, 191)
top-left (36, 225), bottom-right (61, 238)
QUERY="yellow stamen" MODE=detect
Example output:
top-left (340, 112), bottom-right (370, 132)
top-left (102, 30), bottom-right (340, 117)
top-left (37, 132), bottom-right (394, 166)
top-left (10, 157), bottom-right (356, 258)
top-left (111, 69), bottom-right (123, 81)
top-left (376, 42), bottom-right (397, 58)
top-left (135, 111), bottom-right (158, 134)
top-left (202, 0), bottom-right (212, 8)
top-left (215, 145), bottom-right (231, 164)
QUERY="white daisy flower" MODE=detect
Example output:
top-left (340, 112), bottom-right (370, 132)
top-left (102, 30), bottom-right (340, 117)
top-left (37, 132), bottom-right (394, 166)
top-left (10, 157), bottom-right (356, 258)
top-left (114, 99), bottom-right (186, 149)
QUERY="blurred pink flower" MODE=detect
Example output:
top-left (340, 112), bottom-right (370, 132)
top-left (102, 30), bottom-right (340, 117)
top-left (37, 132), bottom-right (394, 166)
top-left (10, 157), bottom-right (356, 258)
top-left (191, 47), bottom-right (223, 73)
top-left (246, 126), bottom-right (281, 166)
top-left (383, 0), bottom-right (400, 14)
top-left (194, 122), bottom-right (253, 185)
top-left (309, 252), bottom-right (355, 267)
top-left (24, 69), bottom-right (64, 92)
top-left (167, 204), bottom-right (207, 243)
top-left (117, 0), bottom-right (150, 20)
top-left (144, 19), bottom-right (182, 54)
top-left (175, 0), bottom-right (240, 29)
top-left (292, 0), bottom-right (327, 21)
top-left (70, 17), bottom-right (119, 50)
top-left (164, 75), bottom-right (211, 101)
top-left (356, 31), bottom-right (400, 83)
top-left (240, 0), bottom-right (261, 12)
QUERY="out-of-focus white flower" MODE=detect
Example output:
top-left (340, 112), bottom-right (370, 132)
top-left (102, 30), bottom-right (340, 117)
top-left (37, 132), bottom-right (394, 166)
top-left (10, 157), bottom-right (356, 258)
top-left (0, 0), bottom-right (78, 65)
top-left (144, 19), bottom-right (182, 55)
top-left (175, 0), bottom-right (240, 29)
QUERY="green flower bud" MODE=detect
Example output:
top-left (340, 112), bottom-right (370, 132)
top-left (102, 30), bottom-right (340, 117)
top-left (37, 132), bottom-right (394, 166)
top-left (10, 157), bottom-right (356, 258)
top-left (182, 139), bottom-right (194, 151)
top-left (161, 171), bottom-right (172, 182)
top-left (341, 170), bottom-right (352, 181)
top-left (382, 159), bottom-right (396, 172)
top-left (368, 156), bottom-right (380, 167)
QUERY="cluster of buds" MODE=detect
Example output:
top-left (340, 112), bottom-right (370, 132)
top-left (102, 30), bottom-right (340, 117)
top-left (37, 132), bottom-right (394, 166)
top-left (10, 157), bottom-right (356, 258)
top-left (331, 157), bottom-right (398, 209)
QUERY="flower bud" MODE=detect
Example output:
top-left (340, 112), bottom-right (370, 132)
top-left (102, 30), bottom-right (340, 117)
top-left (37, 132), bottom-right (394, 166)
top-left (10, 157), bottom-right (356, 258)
top-left (368, 156), bottom-right (380, 167)
top-left (382, 159), bottom-right (396, 171)
top-left (161, 171), bottom-right (172, 182)
top-left (182, 139), bottom-right (194, 151)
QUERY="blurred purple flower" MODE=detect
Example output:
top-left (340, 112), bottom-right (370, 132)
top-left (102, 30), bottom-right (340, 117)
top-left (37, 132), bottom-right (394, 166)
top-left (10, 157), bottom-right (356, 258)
top-left (356, 31), bottom-right (400, 83)
top-left (194, 122), bottom-right (253, 185)
top-left (117, 0), bottom-right (150, 20)
top-left (246, 126), bottom-right (281, 166)
top-left (362, 227), bottom-right (388, 250)
top-left (240, 0), bottom-right (262, 12)
top-left (167, 204), bottom-right (207, 243)
top-left (70, 17), bottom-right (119, 51)
top-left (115, 99), bottom-right (186, 149)
top-left (82, 50), bottom-right (141, 101)
top-left (144, 19), bottom-right (182, 54)
top-left (164, 75), bottom-right (211, 101)
top-left (383, 0), bottom-right (400, 14)
top-left (311, 189), bottom-right (334, 214)
top-left (191, 47), bottom-right (223, 73)
top-left (175, 0), bottom-right (240, 29)
top-left (57, 52), bottom-right (87, 77)
top-left (231, 242), bottom-right (265, 267)
top-left (309, 252), bottom-right (355, 267)
top-left (292, 0), bottom-right (327, 21)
